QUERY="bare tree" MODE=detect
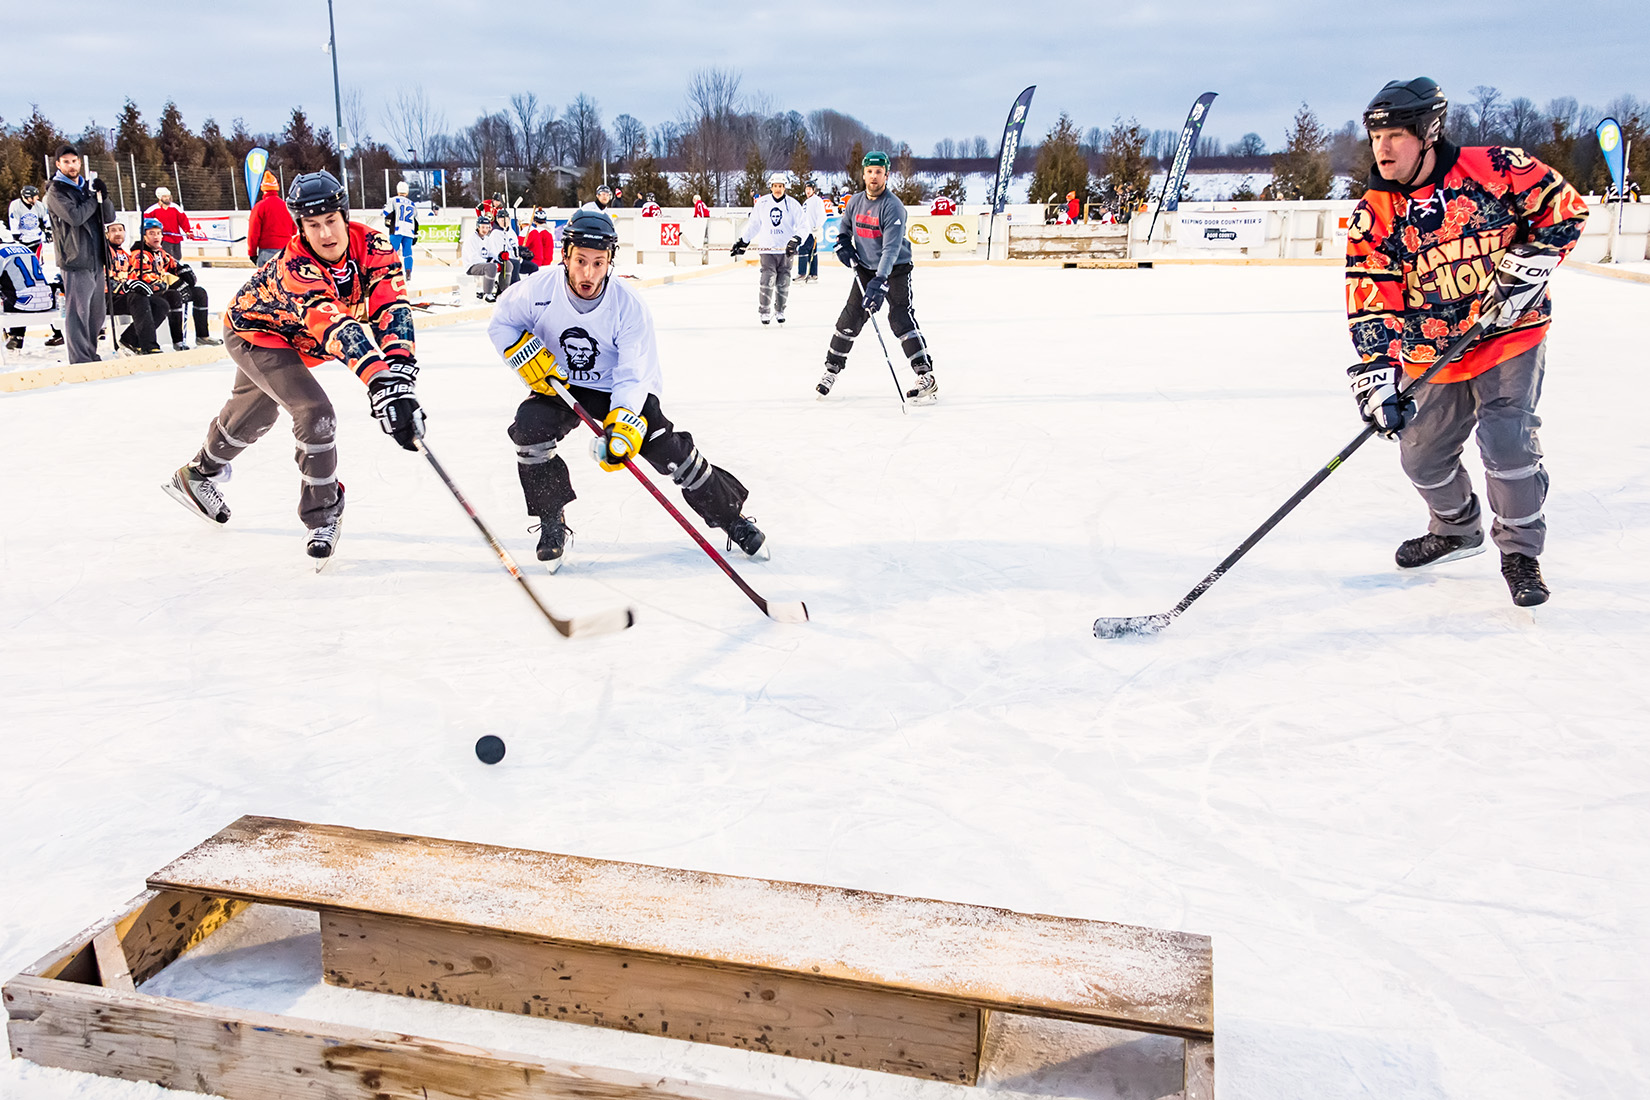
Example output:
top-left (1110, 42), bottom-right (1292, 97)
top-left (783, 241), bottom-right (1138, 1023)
top-left (383, 86), bottom-right (446, 164)
top-left (1466, 85), bottom-right (1506, 144)
top-left (680, 67), bottom-right (744, 203)
top-left (341, 86), bottom-right (371, 151)
top-left (972, 135), bottom-right (990, 158)
top-left (563, 94), bottom-right (607, 166)
top-left (509, 93), bottom-right (550, 169)
top-left (611, 113), bottom-right (647, 163)
top-left (1504, 97), bottom-right (1542, 148)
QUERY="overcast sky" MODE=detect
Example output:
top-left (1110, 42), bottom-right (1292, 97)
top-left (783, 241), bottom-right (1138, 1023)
top-left (12, 1), bottom-right (1647, 155)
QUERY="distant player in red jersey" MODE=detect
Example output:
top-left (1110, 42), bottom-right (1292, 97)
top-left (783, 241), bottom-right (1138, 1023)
top-left (929, 194), bottom-right (956, 216)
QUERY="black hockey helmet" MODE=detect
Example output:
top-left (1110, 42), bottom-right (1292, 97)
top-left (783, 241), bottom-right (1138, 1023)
top-left (21, 185), bottom-right (39, 200)
top-left (286, 170), bottom-right (349, 222)
top-left (563, 208), bottom-right (619, 259)
top-left (1363, 78), bottom-right (1447, 141)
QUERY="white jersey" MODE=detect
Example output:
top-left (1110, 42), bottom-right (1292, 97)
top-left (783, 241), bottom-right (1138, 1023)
top-left (461, 227), bottom-right (510, 266)
top-left (803, 194), bottom-right (827, 236)
top-left (383, 195), bottom-right (418, 237)
top-left (741, 194), bottom-right (807, 253)
top-left (487, 265), bottom-right (663, 414)
top-left (7, 199), bottom-right (49, 246)
top-left (0, 241), bottom-right (57, 312)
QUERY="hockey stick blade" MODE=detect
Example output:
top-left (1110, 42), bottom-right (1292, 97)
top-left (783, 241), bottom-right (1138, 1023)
top-left (761, 599), bottom-right (810, 624)
top-left (556, 605), bottom-right (638, 637)
top-left (1093, 612), bottom-right (1173, 639)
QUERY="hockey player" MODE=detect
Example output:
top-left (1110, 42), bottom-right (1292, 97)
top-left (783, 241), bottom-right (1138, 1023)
top-left (143, 186), bottom-right (192, 261)
top-left (4, 186), bottom-right (64, 350)
top-left (1346, 77), bottom-right (1587, 607)
top-left (692, 195), bottom-right (709, 218)
top-left (929, 193), bottom-right (957, 217)
top-left (581, 184), bottom-right (615, 212)
top-left (104, 221), bottom-right (167, 354)
top-left (817, 151), bottom-right (936, 402)
top-left (798, 181), bottom-right (825, 282)
top-left (1, 230), bottom-right (61, 352)
top-left (522, 209), bottom-right (557, 267)
top-left (461, 213), bottom-right (515, 301)
top-left (488, 208), bottom-right (767, 570)
top-left (640, 194), bottom-right (662, 217)
top-left (131, 218), bottom-right (222, 350)
top-left (730, 172), bottom-right (805, 324)
top-left (382, 181), bottom-right (419, 276)
top-left (163, 171), bottom-right (424, 562)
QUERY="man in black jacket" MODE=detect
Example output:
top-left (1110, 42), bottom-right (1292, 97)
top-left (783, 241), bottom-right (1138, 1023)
top-left (44, 144), bottom-right (115, 363)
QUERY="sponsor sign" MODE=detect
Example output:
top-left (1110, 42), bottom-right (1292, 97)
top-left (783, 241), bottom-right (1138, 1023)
top-left (906, 215), bottom-right (973, 253)
top-left (1596, 117), bottom-right (1626, 194)
top-left (1177, 210), bottom-right (1266, 249)
top-left (635, 217), bottom-right (706, 250)
top-left (991, 87), bottom-right (1037, 215)
top-left (418, 222), bottom-right (463, 244)
top-left (185, 216), bottom-right (234, 244)
top-left (821, 214), bottom-right (842, 251)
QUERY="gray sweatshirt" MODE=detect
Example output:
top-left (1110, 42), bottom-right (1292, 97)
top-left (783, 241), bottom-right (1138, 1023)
top-left (835, 190), bottom-right (911, 278)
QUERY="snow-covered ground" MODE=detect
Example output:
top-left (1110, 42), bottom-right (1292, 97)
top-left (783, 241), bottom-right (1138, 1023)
top-left (2, 263), bottom-right (1647, 1100)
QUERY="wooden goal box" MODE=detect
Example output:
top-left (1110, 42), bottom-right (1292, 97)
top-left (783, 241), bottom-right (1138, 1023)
top-left (6, 816), bottom-right (1215, 1099)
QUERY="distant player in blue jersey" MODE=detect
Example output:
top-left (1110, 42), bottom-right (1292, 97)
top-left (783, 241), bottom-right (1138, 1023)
top-left (382, 181), bottom-right (419, 276)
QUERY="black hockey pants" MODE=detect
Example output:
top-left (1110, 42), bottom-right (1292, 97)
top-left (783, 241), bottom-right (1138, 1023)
top-left (111, 291), bottom-right (168, 351)
top-left (826, 263), bottom-right (931, 374)
top-left (162, 284), bottom-right (211, 343)
top-left (508, 388), bottom-right (749, 530)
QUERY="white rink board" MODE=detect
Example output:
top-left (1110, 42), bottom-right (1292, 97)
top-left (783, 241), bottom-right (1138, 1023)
top-left (2, 262), bottom-right (1647, 1100)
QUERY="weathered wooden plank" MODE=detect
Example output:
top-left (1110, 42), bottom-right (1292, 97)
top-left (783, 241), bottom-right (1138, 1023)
top-left (1183, 1036), bottom-right (1215, 1100)
top-left (149, 817), bottom-right (1213, 1038)
top-left (320, 910), bottom-right (981, 1083)
top-left (90, 927), bottom-right (134, 992)
top-left (117, 889), bottom-right (249, 985)
top-left (4, 975), bottom-right (787, 1100)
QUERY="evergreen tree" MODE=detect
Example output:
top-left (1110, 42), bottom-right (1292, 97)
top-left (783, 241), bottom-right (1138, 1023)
top-left (115, 99), bottom-right (158, 164)
top-left (157, 100), bottom-right (201, 167)
top-left (938, 173), bottom-right (968, 202)
top-left (738, 141), bottom-right (767, 206)
top-left (846, 140), bottom-right (864, 192)
top-left (1028, 112), bottom-right (1089, 215)
top-left (18, 107), bottom-right (64, 182)
top-left (628, 151), bottom-right (673, 206)
top-left (892, 144), bottom-right (927, 203)
top-left (788, 129), bottom-right (812, 188)
top-left (1098, 117), bottom-right (1150, 219)
top-left (281, 108), bottom-right (331, 173)
top-left (1271, 103), bottom-right (1333, 200)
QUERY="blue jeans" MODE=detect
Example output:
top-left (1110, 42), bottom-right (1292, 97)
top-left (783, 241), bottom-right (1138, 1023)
top-left (797, 234), bottom-right (817, 278)
top-left (391, 233), bottom-right (415, 276)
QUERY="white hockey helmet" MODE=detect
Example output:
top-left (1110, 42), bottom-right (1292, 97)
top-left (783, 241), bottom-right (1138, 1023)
top-left (768, 172), bottom-right (787, 187)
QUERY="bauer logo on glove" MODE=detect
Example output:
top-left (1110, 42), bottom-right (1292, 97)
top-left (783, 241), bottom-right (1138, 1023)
top-left (592, 407), bottom-right (647, 471)
top-left (505, 331), bottom-right (568, 396)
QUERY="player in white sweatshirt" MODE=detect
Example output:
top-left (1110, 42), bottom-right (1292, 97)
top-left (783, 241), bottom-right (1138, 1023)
top-left (731, 172), bottom-right (807, 325)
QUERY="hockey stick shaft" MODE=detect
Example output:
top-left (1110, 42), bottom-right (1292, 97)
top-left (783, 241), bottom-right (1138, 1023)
top-left (546, 378), bottom-right (806, 623)
top-left (414, 437), bottom-right (632, 638)
top-left (1097, 322), bottom-right (1485, 636)
top-left (855, 272), bottom-right (907, 410)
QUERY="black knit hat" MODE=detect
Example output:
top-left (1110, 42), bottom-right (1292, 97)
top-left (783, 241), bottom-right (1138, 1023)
top-left (54, 143), bottom-right (80, 160)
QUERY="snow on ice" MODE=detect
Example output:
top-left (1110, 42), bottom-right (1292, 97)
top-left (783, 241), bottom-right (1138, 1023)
top-left (2, 262), bottom-right (1646, 1100)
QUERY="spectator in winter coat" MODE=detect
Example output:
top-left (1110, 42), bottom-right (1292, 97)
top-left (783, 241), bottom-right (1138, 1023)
top-left (44, 144), bottom-right (116, 364)
top-left (247, 172), bottom-right (297, 265)
top-left (1066, 191), bottom-right (1081, 223)
top-left (144, 186), bottom-right (192, 261)
top-left (522, 209), bottom-right (557, 267)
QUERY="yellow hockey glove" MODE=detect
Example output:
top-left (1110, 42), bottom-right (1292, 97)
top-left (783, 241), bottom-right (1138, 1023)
top-left (593, 407), bottom-right (646, 471)
top-left (504, 331), bottom-right (568, 396)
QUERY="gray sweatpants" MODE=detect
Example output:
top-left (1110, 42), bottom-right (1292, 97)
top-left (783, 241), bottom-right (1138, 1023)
top-left (192, 332), bottom-right (342, 528)
top-left (1398, 340), bottom-right (1548, 557)
top-left (60, 268), bottom-right (107, 364)
top-left (758, 252), bottom-right (790, 318)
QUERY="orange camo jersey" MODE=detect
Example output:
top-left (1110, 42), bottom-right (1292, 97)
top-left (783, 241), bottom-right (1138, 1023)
top-left (1345, 143), bottom-right (1587, 384)
top-left (106, 246), bottom-right (140, 294)
top-left (128, 243), bottom-right (179, 290)
top-left (226, 220), bottom-right (414, 383)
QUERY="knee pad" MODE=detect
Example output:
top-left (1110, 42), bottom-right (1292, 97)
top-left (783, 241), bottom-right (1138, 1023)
top-left (515, 439), bottom-right (558, 466)
top-left (668, 447), bottom-right (712, 492)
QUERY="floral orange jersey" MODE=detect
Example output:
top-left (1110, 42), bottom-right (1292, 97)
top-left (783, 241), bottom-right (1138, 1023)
top-left (106, 245), bottom-right (141, 295)
top-left (1345, 142), bottom-right (1588, 384)
top-left (127, 243), bottom-right (181, 291)
top-left (225, 220), bottom-right (414, 383)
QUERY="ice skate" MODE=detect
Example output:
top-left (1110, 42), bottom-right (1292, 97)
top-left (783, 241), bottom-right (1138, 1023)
top-left (532, 513), bottom-right (572, 574)
top-left (724, 515), bottom-right (769, 560)
top-left (816, 366), bottom-right (842, 398)
top-left (1394, 530), bottom-right (1484, 569)
top-left (306, 515), bottom-right (343, 569)
top-left (906, 371), bottom-right (939, 405)
top-left (1500, 552), bottom-right (1549, 607)
top-left (163, 464), bottom-right (231, 524)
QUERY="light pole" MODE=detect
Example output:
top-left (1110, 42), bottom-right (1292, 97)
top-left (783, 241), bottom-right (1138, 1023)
top-left (407, 147), bottom-right (417, 205)
top-left (326, 0), bottom-right (348, 189)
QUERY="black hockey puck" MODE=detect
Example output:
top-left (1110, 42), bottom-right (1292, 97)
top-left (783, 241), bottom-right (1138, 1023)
top-left (475, 735), bottom-right (507, 765)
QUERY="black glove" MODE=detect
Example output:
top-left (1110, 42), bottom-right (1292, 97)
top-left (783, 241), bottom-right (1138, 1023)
top-left (729, 239), bottom-right (748, 258)
top-left (836, 240), bottom-right (855, 268)
top-left (861, 275), bottom-right (888, 313)
top-left (1347, 361), bottom-right (1413, 440)
top-left (176, 264), bottom-right (196, 286)
top-left (1478, 242), bottom-right (1561, 331)
top-left (785, 235), bottom-right (801, 256)
top-left (89, 177), bottom-right (107, 198)
top-left (367, 363), bottom-right (425, 451)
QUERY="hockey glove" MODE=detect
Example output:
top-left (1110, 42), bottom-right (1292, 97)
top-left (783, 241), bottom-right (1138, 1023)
top-left (729, 239), bottom-right (749, 258)
top-left (89, 177), bottom-right (107, 198)
top-left (1348, 361), bottom-right (1413, 440)
top-left (836, 239), bottom-right (856, 268)
top-left (367, 363), bottom-right (425, 451)
top-left (175, 263), bottom-right (196, 286)
top-left (785, 235), bottom-right (801, 256)
top-left (504, 331), bottom-right (568, 397)
top-left (1478, 242), bottom-right (1561, 331)
top-left (861, 275), bottom-right (889, 313)
top-left (591, 407), bottom-right (646, 471)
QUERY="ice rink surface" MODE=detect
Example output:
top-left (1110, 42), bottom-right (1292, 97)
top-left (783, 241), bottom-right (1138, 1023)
top-left (2, 259), bottom-right (1646, 1099)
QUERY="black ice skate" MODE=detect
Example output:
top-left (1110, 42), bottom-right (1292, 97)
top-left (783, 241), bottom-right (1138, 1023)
top-left (4, 335), bottom-right (20, 351)
top-left (1394, 529), bottom-right (1484, 569)
top-left (906, 371), bottom-right (938, 404)
top-left (163, 464), bottom-right (231, 524)
top-left (816, 366), bottom-right (841, 398)
top-left (1500, 552), bottom-right (1549, 607)
top-left (532, 513), bottom-right (572, 574)
top-left (724, 515), bottom-right (769, 560)
top-left (45, 331), bottom-right (64, 347)
top-left (306, 516), bottom-right (343, 569)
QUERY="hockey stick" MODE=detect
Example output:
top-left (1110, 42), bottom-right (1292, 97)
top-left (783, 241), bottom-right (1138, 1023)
top-left (1094, 320), bottom-right (1486, 639)
top-left (546, 377), bottom-right (809, 624)
top-left (414, 437), bottom-right (635, 639)
top-left (855, 272), bottom-right (907, 413)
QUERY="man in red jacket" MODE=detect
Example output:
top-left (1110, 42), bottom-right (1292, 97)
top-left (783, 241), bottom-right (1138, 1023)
top-left (143, 187), bottom-right (192, 261)
top-left (522, 208), bottom-right (557, 267)
top-left (246, 172), bottom-right (296, 265)
top-left (1345, 77), bottom-right (1587, 607)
